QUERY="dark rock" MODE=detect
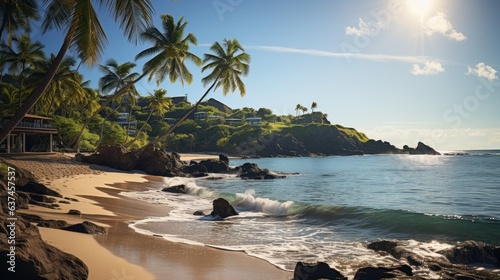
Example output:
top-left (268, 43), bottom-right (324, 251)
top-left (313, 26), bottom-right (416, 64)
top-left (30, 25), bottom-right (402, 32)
top-left (404, 142), bottom-right (441, 155)
top-left (162, 184), bottom-right (187, 194)
top-left (199, 159), bottom-right (229, 173)
top-left (64, 197), bottom-right (79, 202)
top-left (219, 154), bottom-right (229, 165)
top-left (37, 220), bottom-right (69, 229)
top-left (29, 193), bottom-right (57, 203)
top-left (58, 200), bottom-right (71, 204)
top-left (18, 213), bottom-right (43, 222)
top-left (62, 221), bottom-right (107, 235)
top-left (210, 198), bottom-right (238, 219)
top-left (242, 133), bottom-right (312, 157)
top-left (193, 211), bottom-right (205, 216)
top-left (68, 209), bottom-right (82, 215)
top-left (367, 240), bottom-right (399, 253)
top-left (362, 139), bottom-right (402, 155)
top-left (238, 162), bottom-right (286, 180)
top-left (0, 181), bottom-right (88, 279)
top-left (354, 265), bottom-right (413, 280)
top-left (18, 181), bottom-right (62, 198)
top-left (183, 162), bottom-right (208, 174)
top-left (81, 145), bottom-right (137, 170)
top-left (135, 144), bottom-right (184, 176)
top-left (439, 241), bottom-right (500, 267)
top-left (293, 261), bottom-right (346, 280)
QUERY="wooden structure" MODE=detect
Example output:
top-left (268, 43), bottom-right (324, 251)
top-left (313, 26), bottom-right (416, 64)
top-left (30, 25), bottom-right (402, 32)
top-left (0, 114), bottom-right (58, 153)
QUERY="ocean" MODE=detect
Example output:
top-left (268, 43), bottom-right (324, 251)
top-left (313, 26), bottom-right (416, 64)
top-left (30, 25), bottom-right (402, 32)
top-left (122, 151), bottom-right (500, 277)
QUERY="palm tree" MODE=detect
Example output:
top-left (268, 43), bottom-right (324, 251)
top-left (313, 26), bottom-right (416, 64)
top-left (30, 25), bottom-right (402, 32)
top-left (301, 106), bottom-right (308, 115)
top-left (135, 14), bottom-right (202, 86)
top-left (295, 104), bottom-right (301, 116)
top-left (26, 55), bottom-right (83, 115)
top-left (160, 38), bottom-right (250, 139)
top-left (1, 35), bottom-right (45, 107)
top-left (125, 88), bottom-right (171, 147)
top-left (311, 101), bottom-right (317, 123)
top-left (94, 59), bottom-right (140, 149)
top-left (0, 0), bottom-right (154, 145)
top-left (0, 0), bottom-right (39, 46)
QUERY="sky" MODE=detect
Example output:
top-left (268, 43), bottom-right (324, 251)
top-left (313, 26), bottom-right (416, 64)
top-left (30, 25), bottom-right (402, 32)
top-left (33, 0), bottom-right (500, 151)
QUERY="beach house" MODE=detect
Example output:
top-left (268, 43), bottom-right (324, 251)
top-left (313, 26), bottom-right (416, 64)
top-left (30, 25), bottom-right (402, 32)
top-left (0, 114), bottom-right (58, 153)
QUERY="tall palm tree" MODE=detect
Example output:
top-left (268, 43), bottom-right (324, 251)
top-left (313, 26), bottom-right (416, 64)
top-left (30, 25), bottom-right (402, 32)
top-left (159, 38), bottom-right (250, 139)
top-left (295, 104), bottom-right (301, 116)
top-left (136, 14), bottom-right (202, 86)
top-left (0, 0), bottom-right (39, 46)
top-left (94, 59), bottom-right (140, 149)
top-left (1, 35), bottom-right (45, 107)
top-left (311, 101), bottom-right (317, 123)
top-left (0, 0), bottom-right (154, 145)
top-left (26, 55), bottom-right (83, 115)
top-left (125, 88), bottom-right (171, 147)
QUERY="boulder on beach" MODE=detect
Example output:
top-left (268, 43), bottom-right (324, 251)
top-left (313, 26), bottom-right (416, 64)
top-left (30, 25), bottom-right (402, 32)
top-left (210, 198), bottom-right (238, 219)
top-left (293, 262), bottom-right (346, 280)
top-left (439, 241), bottom-right (500, 267)
top-left (62, 221), bottom-right (107, 235)
top-left (18, 181), bottom-right (63, 198)
top-left (353, 265), bottom-right (413, 280)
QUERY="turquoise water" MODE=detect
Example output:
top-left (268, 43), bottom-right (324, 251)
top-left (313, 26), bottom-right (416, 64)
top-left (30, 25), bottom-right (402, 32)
top-left (125, 151), bottom-right (500, 272)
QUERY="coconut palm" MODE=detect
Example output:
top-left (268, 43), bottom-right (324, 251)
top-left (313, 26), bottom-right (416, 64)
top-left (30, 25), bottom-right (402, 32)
top-left (94, 59), bottom-right (141, 149)
top-left (135, 14), bottom-right (202, 86)
top-left (160, 38), bottom-right (250, 139)
top-left (125, 88), bottom-right (171, 147)
top-left (0, 0), bottom-right (154, 145)
top-left (311, 102), bottom-right (317, 123)
top-left (0, 0), bottom-right (39, 46)
top-left (1, 35), bottom-right (45, 107)
top-left (25, 55), bottom-right (83, 115)
top-left (295, 104), bottom-right (301, 116)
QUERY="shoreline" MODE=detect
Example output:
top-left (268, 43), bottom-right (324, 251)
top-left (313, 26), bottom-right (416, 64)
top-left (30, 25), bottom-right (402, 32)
top-left (3, 153), bottom-right (292, 279)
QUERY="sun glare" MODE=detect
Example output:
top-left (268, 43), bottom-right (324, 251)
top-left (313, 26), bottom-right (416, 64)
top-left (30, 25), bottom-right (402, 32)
top-left (406, 0), bottom-right (435, 18)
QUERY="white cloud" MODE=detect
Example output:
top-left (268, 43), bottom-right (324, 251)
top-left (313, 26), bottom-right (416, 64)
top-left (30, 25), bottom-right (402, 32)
top-left (247, 45), bottom-right (432, 64)
top-left (423, 12), bottom-right (467, 41)
top-left (345, 18), bottom-right (385, 36)
top-left (411, 61), bottom-right (444, 75)
top-left (466, 63), bottom-right (498, 81)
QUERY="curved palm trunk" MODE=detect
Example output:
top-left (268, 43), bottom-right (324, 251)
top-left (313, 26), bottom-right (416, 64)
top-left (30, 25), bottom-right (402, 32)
top-left (73, 73), bottom-right (146, 151)
top-left (149, 74), bottom-right (221, 146)
top-left (0, 30), bottom-right (73, 144)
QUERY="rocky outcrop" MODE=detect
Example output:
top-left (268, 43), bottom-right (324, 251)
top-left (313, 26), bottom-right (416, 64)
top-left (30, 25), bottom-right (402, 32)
top-left (82, 145), bottom-right (137, 170)
top-left (361, 140), bottom-right (403, 154)
top-left (293, 262), bottom-right (346, 280)
top-left (403, 142), bottom-right (441, 155)
top-left (210, 198), bottom-right (238, 219)
top-left (18, 181), bottom-right (62, 198)
top-left (62, 221), bottom-right (107, 235)
top-left (135, 145), bottom-right (185, 176)
top-left (0, 180), bottom-right (89, 279)
top-left (198, 159), bottom-right (229, 173)
top-left (353, 265), bottom-right (413, 280)
top-left (37, 220), bottom-right (69, 229)
top-left (162, 184), bottom-right (187, 194)
top-left (367, 240), bottom-right (500, 279)
top-left (250, 133), bottom-right (311, 157)
top-left (439, 241), bottom-right (500, 267)
top-left (238, 162), bottom-right (286, 180)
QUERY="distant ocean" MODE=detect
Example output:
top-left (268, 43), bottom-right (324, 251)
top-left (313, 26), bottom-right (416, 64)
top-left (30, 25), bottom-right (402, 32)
top-left (123, 150), bottom-right (500, 276)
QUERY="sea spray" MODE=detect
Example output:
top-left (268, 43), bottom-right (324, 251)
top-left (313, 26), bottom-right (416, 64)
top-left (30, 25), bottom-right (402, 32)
top-left (233, 189), bottom-right (294, 216)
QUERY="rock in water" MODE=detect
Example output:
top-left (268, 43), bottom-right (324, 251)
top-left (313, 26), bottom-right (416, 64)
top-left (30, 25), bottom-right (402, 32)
top-left (162, 184), bottom-right (187, 194)
top-left (354, 265), bottom-right (413, 280)
top-left (210, 198), bottom-right (238, 219)
top-left (293, 262), bottom-right (346, 280)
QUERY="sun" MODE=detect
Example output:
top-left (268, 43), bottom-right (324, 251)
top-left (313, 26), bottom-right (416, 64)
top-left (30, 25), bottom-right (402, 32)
top-left (406, 0), bottom-right (435, 18)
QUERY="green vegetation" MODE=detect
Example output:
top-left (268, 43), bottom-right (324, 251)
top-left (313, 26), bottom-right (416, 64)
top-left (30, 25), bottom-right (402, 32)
top-left (0, 5), bottom-right (369, 154)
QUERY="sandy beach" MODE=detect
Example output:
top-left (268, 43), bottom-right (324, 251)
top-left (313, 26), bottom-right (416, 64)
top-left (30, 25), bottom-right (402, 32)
top-left (1, 153), bottom-right (292, 280)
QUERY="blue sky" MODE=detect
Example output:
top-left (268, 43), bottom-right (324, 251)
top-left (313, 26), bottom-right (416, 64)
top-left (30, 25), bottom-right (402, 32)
top-left (34, 0), bottom-right (500, 150)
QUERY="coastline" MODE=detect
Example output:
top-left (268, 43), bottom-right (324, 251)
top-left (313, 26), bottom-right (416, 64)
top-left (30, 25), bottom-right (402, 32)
top-left (3, 153), bottom-right (291, 280)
